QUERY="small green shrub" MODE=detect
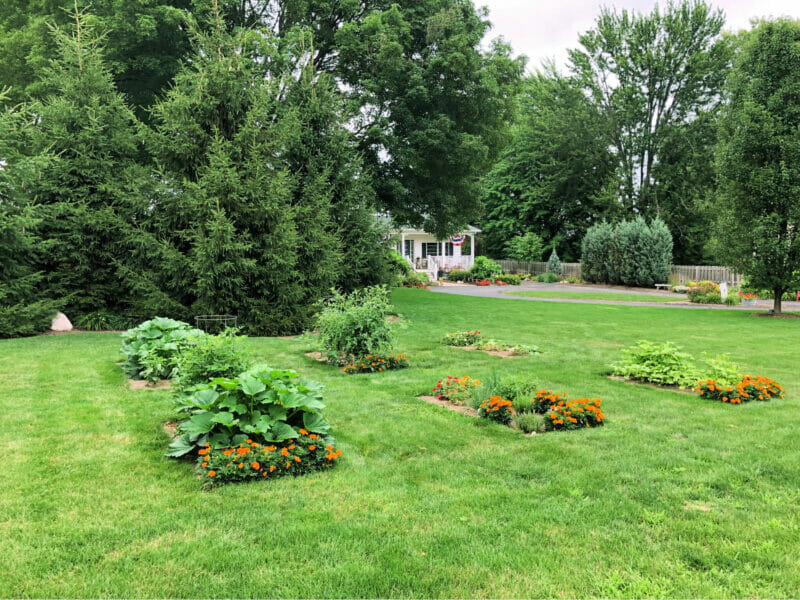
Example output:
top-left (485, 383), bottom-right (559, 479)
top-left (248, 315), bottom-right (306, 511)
top-left (174, 329), bottom-right (251, 392)
top-left (388, 250), bottom-right (411, 278)
top-left (702, 353), bottom-right (741, 387)
top-left (168, 365), bottom-right (335, 459)
top-left (505, 232), bottom-right (544, 262)
top-left (688, 281), bottom-right (720, 303)
top-left (400, 271), bottom-right (431, 288)
top-left (509, 343), bottom-right (542, 356)
top-left (443, 330), bottom-right (483, 346)
top-left (447, 269), bottom-right (470, 282)
top-left (470, 256), bottom-right (502, 280)
top-left (75, 311), bottom-right (128, 331)
top-left (489, 375), bottom-right (536, 402)
top-left (565, 276), bottom-right (580, 284)
top-left (546, 249), bottom-right (563, 275)
top-left (514, 412), bottom-right (545, 434)
top-left (495, 274), bottom-right (521, 285)
top-left (611, 341), bottom-right (700, 388)
top-left (534, 272), bottom-right (559, 283)
top-left (315, 286), bottom-right (395, 365)
top-left (121, 317), bottom-right (205, 382)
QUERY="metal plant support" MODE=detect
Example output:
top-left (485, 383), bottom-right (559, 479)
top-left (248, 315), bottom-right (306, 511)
top-left (194, 314), bottom-right (237, 334)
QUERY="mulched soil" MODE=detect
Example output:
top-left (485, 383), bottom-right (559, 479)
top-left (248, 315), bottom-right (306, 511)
top-left (417, 395), bottom-right (478, 417)
top-left (129, 379), bottom-right (172, 390)
top-left (453, 345), bottom-right (521, 358)
top-left (607, 374), bottom-right (695, 395)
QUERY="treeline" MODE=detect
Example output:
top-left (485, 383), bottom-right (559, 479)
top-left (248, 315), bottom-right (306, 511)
top-left (0, 1), bottom-right (524, 336)
top-left (480, 1), bottom-right (734, 264)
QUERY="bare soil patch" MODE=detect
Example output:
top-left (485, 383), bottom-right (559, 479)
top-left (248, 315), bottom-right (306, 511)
top-left (129, 379), bottom-right (172, 390)
top-left (388, 314), bottom-right (402, 322)
top-left (305, 351), bottom-right (328, 363)
top-left (453, 346), bottom-right (521, 358)
top-left (683, 503), bottom-right (712, 512)
top-left (607, 375), bottom-right (695, 395)
top-left (752, 312), bottom-right (800, 319)
top-left (417, 395), bottom-right (478, 417)
top-left (163, 421), bottom-right (179, 440)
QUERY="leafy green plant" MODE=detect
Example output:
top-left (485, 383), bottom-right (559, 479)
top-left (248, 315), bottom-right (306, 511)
top-left (399, 271), bottom-right (431, 288)
top-left (534, 272), bottom-right (559, 283)
top-left (168, 365), bottom-right (334, 458)
top-left (509, 343), bottom-right (542, 356)
top-left (702, 353), bottom-right (740, 387)
top-left (75, 311), bottom-right (128, 331)
top-left (488, 375), bottom-right (536, 403)
top-left (505, 232), bottom-right (544, 262)
top-left (611, 341), bottom-right (700, 388)
top-left (174, 329), bottom-right (252, 392)
top-left (447, 269), bottom-right (470, 282)
top-left (514, 412), bottom-right (545, 434)
top-left (315, 286), bottom-right (395, 365)
top-left (469, 256), bottom-right (502, 280)
top-left (121, 317), bottom-right (204, 382)
top-left (495, 274), bottom-right (521, 285)
top-left (431, 375), bottom-right (481, 405)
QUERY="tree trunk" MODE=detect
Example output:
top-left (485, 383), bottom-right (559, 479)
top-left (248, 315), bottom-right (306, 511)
top-left (773, 290), bottom-right (782, 315)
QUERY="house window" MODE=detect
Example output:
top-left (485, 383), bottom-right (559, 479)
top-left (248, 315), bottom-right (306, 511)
top-left (404, 240), bottom-right (414, 259)
top-left (421, 242), bottom-right (454, 257)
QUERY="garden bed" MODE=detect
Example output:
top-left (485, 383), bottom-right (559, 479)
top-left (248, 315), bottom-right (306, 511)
top-left (607, 374), bottom-right (694, 395)
top-left (129, 378), bottom-right (172, 390)
top-left (416, 395), bottom-right (478, 417)
top-left (449, 345), bottom-right (523, 358)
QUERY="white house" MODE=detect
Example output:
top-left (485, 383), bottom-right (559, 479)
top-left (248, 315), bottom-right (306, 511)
top-left (394, 226), bottom-right (480, 280)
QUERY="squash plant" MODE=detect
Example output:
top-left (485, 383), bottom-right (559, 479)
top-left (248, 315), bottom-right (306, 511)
top-left (167, 365), bottom-right (334, 457)
top-left (121, 317), bottom-right (204, 382)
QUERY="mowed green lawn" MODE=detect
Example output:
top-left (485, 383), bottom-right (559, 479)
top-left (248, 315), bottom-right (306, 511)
top-left (507, 289), bottom-right (685, 303)
top-left (2, 289), bottom-right (799, 598)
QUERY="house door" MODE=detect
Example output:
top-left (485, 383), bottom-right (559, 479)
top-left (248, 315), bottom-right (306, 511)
top-left (404, 240), bottom-right (414, 260)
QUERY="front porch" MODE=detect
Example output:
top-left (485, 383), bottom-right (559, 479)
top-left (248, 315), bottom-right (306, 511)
top-left (395, 226), bottom-right (480, 281)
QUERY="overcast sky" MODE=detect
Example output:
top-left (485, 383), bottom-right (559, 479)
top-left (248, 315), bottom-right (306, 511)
top-left (480, 0), bottom-right (800, 72)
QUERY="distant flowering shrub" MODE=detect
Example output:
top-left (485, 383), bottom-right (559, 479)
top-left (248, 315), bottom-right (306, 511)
top-left (544, 398), bottom-right (605, 431)
top-left (343, 353), bottom-right (409, 374)
top-left (432, 375), bottom-right (481, 405)
top-left (478, 395), bottom-right (514, 425)
top-left (475, 279), bottom-right (492, 286)
top-left (442, 330), bottom-right (483, 346)
top-left (197, 431), bottom-right (341, 486)
top-left (697, 375), bottom-right (784, 404)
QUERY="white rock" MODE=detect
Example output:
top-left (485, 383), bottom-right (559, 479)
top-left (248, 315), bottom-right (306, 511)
top-left (50, 312), bottom-right (73, 332)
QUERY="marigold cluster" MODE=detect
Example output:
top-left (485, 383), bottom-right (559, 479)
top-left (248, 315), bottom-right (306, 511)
top-left (543, 397), bottom-right (604, 431)
top-left (197, 429), bottom-right (341, 486)
top-left (697, 375), bottom-right (784, 404)
top-left (432, 375), bottom-right (481, 404)
top-left (479, 395), bottom-right (514, 424)
top-left (344, 353), bottom-right (409, 374)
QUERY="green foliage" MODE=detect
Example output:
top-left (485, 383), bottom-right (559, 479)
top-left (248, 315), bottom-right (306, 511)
top-left (481, 71), bottom-right (615, 261)
top-left (714, 18), bottom-right (800, 314)
top-left (702, 353), bottom-right (741, 388)
top-left (546, 249), bottom-right (563, 275)
top-left (514, 412), bottom-right (545, 434)
top-left (543, 398), bottom-right (605, 431)
top-left (197, 435), bottom-right (342, 486)
top-left (442, 330), bottom-right (483, 346)
top-left (174, 330), bottom-right (251, 392)
top-left (534, 273), bottom-right (559, 283)
top-left (74, 311), bottom-right (129, 331)
top-left (388, 250), bottom-right (411, 281)
top-left (168, 365), bottom-right (335, 458)
top-left (431, 375), bottom-right (481, 405)
top-left (315, 286), bottom-right (395, 366)
top-left (488, 375), bottom-right (537, 403)
top-left (612, 341), bottom-right (700, 388)
top-left (688, 281), bottom-right (720, 303)
top-left (469, 256), bottom-right (502, 280)
top-left (399, 272), bottom-right (431, 288)
top-left (495, 274), bottom-right (521, 285)
top-left (121, 317), bottom-right (204, 382)
top-left (446, 270), bottom-right (470, 282)
top-left (505, 232), bottom-right (544, 262)
top-left (569, 1), bottom-right (731, 263)
top-left (343, 353), bottom-right (409, 374)
top-left (581, 218), bottom-right (673, 286)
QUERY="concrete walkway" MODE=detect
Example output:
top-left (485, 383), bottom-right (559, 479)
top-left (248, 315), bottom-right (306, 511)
top-left (429, 281), bottom-right (800, 311)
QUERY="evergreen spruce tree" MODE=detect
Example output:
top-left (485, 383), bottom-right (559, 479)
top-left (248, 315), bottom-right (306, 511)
top-left (0, 93), bottom-right (59, 337)
top-left (581, 221), bottom-right (613, 283)
top-left (21, 10), bottom-right (152, 318)
top-left (647, 217), bottom-right (674, 285)
top-left (546, 249), bottom-right (563, 276)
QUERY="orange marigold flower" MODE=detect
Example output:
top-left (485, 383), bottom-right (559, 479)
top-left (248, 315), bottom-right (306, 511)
top-left (269, 465), bottom-right (276, 473)
top-left (298, 428), bottom-right (308, 436)
top-left (198, 448), bottom-right (208, 456)
top-left (223, 449), bottom-right (232, 456)
top-left (309, 445), bottom-right (316, 451)
top-left (285, 462), bottom-right (291, 468)
top-left (281, 448), bottom-right (289, 456)
top-left (326, 445), bottom-right (333, 451)
top-left (294, 456), bottom-right (301, 463)
top-left (238, 463), bottom-right (244, 468)
top-left (288, 444), bottom-right (295, 450)
top-left (208, 470), bottom-right (216, 477)
top-left (251, 461), bottom-right (260, 470)
top-left (237, 447), bottom-right (250, 455)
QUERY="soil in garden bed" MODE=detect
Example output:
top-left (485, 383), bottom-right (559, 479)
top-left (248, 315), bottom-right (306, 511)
top-left (163, 421), bottom-right (179, 440)
top-left (129, 379), bottom-right (172, 390)
top-left (607, 375), bottom-right (695, 395)
top-left (417, 395), bottom-right (478, 417)
top-left (455, 346), bottom-right (521, 358)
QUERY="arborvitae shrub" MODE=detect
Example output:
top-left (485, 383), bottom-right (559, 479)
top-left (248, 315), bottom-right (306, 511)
top-left (546, 249), bottom-right (563, 275)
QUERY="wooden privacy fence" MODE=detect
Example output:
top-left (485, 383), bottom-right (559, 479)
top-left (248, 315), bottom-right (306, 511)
top-left (496, 260), bottom-right (743, 285)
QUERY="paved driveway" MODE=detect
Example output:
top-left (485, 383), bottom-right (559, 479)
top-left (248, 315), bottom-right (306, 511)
top-left (429, 281), bottom-right (800, 311)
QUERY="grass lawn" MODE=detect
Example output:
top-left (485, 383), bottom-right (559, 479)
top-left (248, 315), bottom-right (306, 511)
top-left (2, 289), bottom-right (799, 598)
top-left (507, 289), bottom-right (685, 303)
